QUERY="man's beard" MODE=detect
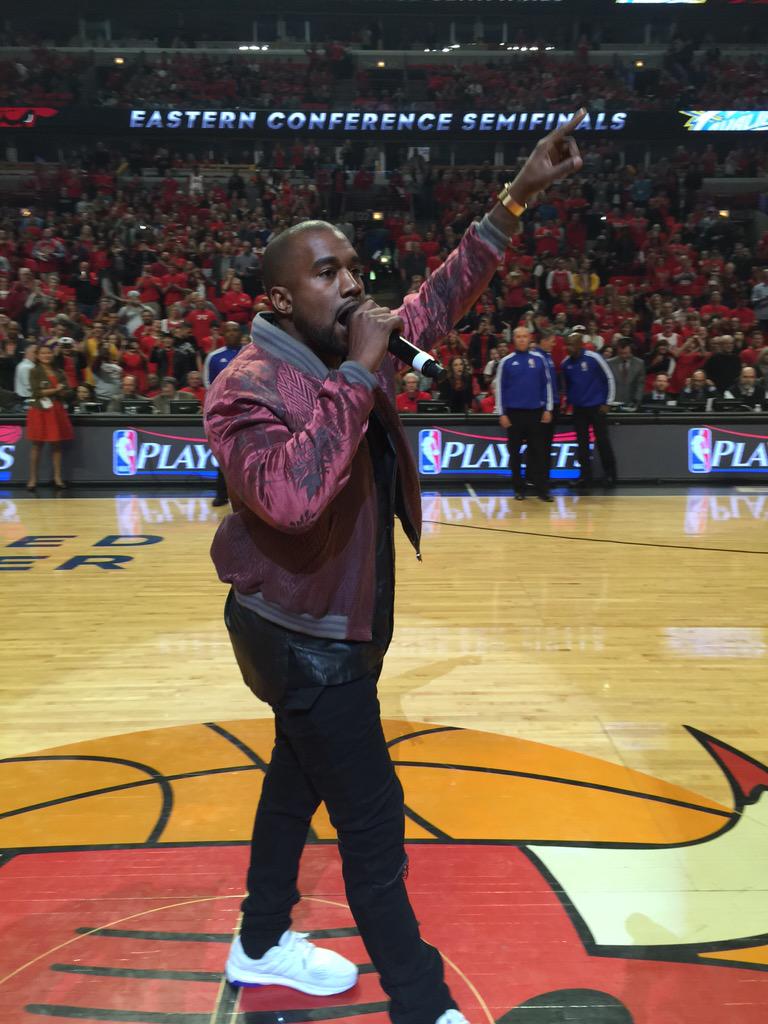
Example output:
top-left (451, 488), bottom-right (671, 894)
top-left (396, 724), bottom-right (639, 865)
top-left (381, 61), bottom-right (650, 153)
top-left (293, 309), bottom-right (347, 361)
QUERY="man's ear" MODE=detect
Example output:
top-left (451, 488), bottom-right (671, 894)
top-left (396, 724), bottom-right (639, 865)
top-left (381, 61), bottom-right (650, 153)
top-left (269, 286), bottom-right (292, 316)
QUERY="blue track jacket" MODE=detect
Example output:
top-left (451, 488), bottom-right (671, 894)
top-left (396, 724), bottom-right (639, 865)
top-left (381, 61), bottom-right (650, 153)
top-left (494, 348), bottom-right (554, 414)
top-left (561, 349), bottom-right (615, 408)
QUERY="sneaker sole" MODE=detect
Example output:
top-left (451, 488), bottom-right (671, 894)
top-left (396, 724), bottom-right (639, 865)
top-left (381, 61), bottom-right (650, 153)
top-left (225, 969), bottom-right (358, 996)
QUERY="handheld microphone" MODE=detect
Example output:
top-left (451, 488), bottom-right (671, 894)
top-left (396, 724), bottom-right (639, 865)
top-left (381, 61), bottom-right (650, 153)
top-left (388, 332), bottom-right (447, 382)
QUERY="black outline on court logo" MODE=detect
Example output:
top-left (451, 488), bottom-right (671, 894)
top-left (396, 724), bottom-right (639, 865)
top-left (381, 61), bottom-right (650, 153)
top-left (3, 722), bottom-right (768, 1023)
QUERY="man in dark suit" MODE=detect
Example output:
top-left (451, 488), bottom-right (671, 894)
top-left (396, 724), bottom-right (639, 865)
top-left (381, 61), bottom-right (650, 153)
top-left (678, 369), bottom-right (718, 409)
top-left (641, 373), bottom-right (676, 409)
top-left (607, 339), bottom-right (645, 409)
top-left (724, 366), bottom-right (767, 410)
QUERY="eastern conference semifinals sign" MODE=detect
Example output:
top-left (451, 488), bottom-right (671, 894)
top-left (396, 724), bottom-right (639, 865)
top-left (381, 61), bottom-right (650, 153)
top-left (126, 108), bottom-right (768, 134)
top-left (128, 109), bottom-right (627, 132)
top-left (2, 107), bottom-right (767, 136)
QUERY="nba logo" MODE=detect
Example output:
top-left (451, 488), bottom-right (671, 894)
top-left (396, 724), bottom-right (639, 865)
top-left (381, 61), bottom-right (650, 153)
top-left (418, 429), bottom-right (442, 475)
top-left (113, 429), bottom-right (138, 476)
top-left (688, 427), bottom-right (712, 474)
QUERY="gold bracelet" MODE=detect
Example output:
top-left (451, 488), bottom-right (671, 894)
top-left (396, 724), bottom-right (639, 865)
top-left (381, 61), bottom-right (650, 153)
top-left (497, 183), bottom-right (527, 218)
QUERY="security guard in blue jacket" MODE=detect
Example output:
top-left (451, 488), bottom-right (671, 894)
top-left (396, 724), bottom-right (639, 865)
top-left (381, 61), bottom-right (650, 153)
top-left (495, 325), bottom-right (554, 501)
top-left (560, 327), bottom-right (618, 487)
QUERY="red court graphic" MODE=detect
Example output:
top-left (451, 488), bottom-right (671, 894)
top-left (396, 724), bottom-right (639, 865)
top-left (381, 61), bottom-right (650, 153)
top-left (2, 720), bottom-right (768, 1023)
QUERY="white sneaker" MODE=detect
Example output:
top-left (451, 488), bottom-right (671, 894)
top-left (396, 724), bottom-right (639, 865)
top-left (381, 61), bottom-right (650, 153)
top-left (225, 931), bottom-right (358, 996)
top-left (435, 1011), bottom-right (469, 1024)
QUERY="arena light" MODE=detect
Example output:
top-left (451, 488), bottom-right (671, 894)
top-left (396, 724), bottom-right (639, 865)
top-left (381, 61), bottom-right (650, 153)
top-left (372, 211), bottom-right (384, 221)
top-left (635, 59), bottom-right (645, 68)
top-left (545, 45), bottom-right (555, 50)
top-left (718, 209), bottom-right (730, 218)
top-left (377, 60), bottom-right (386, 68)
top-left (530, 45), bottom-right (539, 51)
top-left (114, 57), bottom-right (125, 65)
top-left (238, 45), bottom-right (248, 50)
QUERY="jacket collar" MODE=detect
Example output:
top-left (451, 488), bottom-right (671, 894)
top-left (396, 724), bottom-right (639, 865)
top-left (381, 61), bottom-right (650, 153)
top-left (250, 312), bottom-right (331, 381)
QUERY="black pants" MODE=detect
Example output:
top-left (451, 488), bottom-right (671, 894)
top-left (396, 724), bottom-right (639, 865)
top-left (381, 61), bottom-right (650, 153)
top-left (572, 406), bottom-right (617, 483)
top-left (214, 468), bottom-right (228, 502)
top-left (236, 667), bottom-right (455, 1024)
top-left (542, 410), bottom-right (556, 479)
top-left (505, 407), bottom-right (549, 494)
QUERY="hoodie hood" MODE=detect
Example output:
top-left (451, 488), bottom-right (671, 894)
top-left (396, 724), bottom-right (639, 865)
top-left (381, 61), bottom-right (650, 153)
top-left (250, 312), bottom-right (331, 382)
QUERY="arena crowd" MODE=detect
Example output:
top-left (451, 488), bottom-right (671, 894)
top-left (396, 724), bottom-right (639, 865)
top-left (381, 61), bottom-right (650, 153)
top-left (1, 134), bottom-right (767, 418)
top-left (2, 46), bottom-right (768, 112)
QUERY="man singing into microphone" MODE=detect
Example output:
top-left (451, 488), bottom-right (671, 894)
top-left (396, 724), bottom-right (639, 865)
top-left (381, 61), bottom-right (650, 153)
top-left (204, 112), bottom-right (585, 1024)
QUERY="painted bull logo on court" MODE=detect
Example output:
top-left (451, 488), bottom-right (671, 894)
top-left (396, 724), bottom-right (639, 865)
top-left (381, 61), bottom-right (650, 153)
top-left (1, 722), bottom-right (768, 1022)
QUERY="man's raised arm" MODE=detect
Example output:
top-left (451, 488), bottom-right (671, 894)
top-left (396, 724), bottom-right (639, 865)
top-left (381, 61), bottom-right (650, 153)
top-left (397, 109), bottom-right (586, 352)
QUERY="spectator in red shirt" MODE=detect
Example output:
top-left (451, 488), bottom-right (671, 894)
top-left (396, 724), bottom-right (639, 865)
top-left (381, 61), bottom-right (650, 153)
top-left (433, 329), bottom-right (467, 369)
top-left (119, 337), bottom-right (149, 393)
top-left (162, 267), bottom-right (191, 309)
top-left (135, 270), bottom-right (164, 311)
top-left (218, 277), bottom-right (254, 325)
top-left (731, 303), bottom-right (757, 330)
top-left (467, 317), bottom-right (497, 378)
top-left (200, 322), bottom-right (223, 356)
top-left (143, 372), bottom-right (161, 398)
top-left (565, 213), bottom-right (587, 252)
top-left (186, 296), bottom-right (220, 348)
top-left (546, 258), bottom-right (573, 300)
top-left (740, 329), bottom-right (765, 367)
top-left (669, 334), bottom-right (709, 394)
top-left (180, 369), bottom-right (206, 405)
top-left (700, 290), bottom-right (731, 322)
top-left (396, 221), bottom-right (423, 257)
top-left (534, 223), bottom-right (560, 256)
top-left (395, 373), bottom-right (431, 414)
top-left (421, 231), bottom-right (440, 261)
top-left (162, 302), bottom-right (186, 335)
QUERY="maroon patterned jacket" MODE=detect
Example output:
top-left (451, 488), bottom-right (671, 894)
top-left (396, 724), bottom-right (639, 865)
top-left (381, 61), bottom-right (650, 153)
top-left (205, 216), bottom-right (507, 641)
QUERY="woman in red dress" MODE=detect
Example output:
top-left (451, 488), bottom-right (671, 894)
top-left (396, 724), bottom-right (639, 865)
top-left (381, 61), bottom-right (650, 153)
top-left (26, 344), bottom-right (73, 490)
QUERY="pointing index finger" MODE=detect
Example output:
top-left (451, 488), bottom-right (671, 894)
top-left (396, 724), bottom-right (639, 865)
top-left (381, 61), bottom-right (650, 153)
top-left (549, 107), bottom-right (587, 141)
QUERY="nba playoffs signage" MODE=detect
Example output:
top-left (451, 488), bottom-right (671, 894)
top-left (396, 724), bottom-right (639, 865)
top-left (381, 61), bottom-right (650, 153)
top-left (417, 424), bottom-right (585, 477)
top-left (7, 107), bottom-right (766, 140)
top-left (112, 427), bottom-right (217, 477)
top-left (0, 419), bottom-right (216, 484)
top-left (688, 425), bottom-right (768, 474)
top-left (400, 416), bottom-right (768, 482)
top-left (1, 415), bottom-right (768, 484)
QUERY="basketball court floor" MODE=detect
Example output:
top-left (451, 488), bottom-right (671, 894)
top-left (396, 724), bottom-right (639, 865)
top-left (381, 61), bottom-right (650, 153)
top-left (2, 484), bottom-right (768, 1024)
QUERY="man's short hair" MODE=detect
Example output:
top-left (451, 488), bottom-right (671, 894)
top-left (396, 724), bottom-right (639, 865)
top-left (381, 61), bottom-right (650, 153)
top-left (262, 220), bottom-right (344, 293)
